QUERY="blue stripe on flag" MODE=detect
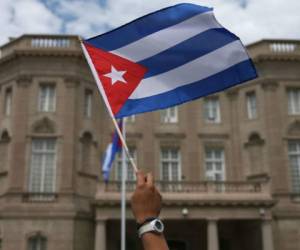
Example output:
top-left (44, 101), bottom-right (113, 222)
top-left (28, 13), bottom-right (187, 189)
top-left (115, 59), bottom-right (257, 118)
top-left (140, 28), bottom-right (239, 78)
top-left (85, 3), bottom-right (212, 51)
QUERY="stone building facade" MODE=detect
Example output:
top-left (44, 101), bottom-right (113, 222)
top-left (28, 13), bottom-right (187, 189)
top-left (0, 35), bottom-right (299, 250)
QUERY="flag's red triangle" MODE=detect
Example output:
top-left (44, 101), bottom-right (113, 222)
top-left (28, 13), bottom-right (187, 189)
top-left (84, 43), bottom-right (147, 115)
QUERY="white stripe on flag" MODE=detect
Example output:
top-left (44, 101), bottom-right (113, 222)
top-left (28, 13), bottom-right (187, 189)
top-left (111, 11), bottom-right (221, 62)
top-left (102, 143), bottom-right (113, 172)
top-left (129, 40), bottom-right (249, 99)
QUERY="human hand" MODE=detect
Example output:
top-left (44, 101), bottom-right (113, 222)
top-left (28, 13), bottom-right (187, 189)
top-left (131, 171), bottom-right (162, 224)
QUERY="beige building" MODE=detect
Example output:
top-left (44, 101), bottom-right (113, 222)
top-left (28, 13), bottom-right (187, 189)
top-left (0, 35), bottom-right (299, 250)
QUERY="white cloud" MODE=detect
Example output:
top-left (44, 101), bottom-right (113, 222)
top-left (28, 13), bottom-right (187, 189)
top-left (0, 0), bottom-right (62, 45)
top-left (0, 0), bottom-right (299, 46)
top-left (51, 0), bottom-right (300, 44)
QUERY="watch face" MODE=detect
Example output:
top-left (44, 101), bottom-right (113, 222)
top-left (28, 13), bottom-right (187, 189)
top-left (154, 220), bottom-right (164, 233)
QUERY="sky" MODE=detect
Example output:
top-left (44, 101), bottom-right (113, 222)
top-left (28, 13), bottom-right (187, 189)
top-left (0, 0), bottom-right (299, 46)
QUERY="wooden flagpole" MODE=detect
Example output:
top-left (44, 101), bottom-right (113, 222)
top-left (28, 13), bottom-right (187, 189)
top-left (80, 38), bottom-right (138, 173)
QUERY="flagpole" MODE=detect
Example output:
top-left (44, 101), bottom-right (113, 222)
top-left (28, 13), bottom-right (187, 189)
top-left (121, 118), bottom-right (127, 250)
top-left (80, 39), bottom-right (138, 173)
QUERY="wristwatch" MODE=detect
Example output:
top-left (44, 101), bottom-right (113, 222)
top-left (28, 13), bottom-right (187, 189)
top-left (138, 218), bottom-right (164, 238)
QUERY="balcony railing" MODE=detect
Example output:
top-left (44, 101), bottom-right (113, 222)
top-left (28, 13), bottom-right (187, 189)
top-left (22, 193), bottom-right (58, 202)
top-left (101, 180), bottom-right (266, 194)
top-left (248, 39), bottom-right (300, 58)
top-left (0, 35), bottom-right (81, 59)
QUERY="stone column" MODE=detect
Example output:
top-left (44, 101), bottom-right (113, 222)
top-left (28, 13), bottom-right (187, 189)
top-left (262, 220), bottom-right (274, 250)
top-left (207, 220), bottom-right (219, 250)
top-left (95, 220), bottom-right (106, 250)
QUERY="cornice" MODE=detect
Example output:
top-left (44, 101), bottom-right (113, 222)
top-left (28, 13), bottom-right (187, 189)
top-left (94, 198), bottom-right (275, 208)
top-left (252, 54), bottom-right (300, 63)
top-left (0, 50), bottom-right (83, 65)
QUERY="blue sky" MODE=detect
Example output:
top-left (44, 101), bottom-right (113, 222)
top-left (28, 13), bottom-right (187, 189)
top-left (0, 0), bottom-right (299, 46)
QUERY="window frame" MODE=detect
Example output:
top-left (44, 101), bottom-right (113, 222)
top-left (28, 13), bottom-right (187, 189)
top-left (160, 147), bottom-right (182, 181)
top-left (27, 234), bottom-right (47, 250)
top-left (246, 91), bottom-right (257, 119)
top-left (287, 88), bottom-right (300, 115)
top-left (115, 147), bottom-right (137, 181)
top-left (203, 97), bottom-right (221, 124)
top-left (4, 87), bottom-right (12, 116)
top-left (84, 89), bottom-right (93, 118)
top-left (28, 138), bottom-right (57, 194)
top-left (287, 140), bottom-right (300, 193)
top-left (204, 147), bottom-right (226, 181)
top-left (38, 84), bottom-right (56, 112)
top-left (161, 106), bottom-right (178, 123)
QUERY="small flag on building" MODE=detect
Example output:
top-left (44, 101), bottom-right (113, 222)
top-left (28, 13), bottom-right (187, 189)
top-left (82, 3), bottom-right (257, 118)
top-left (102, 121), bottom-right (122, 182)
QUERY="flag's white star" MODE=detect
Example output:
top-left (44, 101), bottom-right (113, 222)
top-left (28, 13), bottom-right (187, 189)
top-left (104, 66), bottom-right (127, 85)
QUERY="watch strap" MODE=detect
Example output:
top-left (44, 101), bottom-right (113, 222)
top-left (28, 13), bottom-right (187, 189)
top-left (137, 217), bottom-right (157, 230)
top-left (138, 223), bottom-right (156, 238)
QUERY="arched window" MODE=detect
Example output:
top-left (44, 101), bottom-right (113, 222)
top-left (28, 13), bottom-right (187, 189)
top-left (0, 130), bottom-right (10, 172)
top-left (28, 234), bottom-right (47, 250)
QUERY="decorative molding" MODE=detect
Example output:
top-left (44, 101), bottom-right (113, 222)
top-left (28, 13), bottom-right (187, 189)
top-left (225, 89), bottom-right (239, 99)
top-left (155, 132), bottom-right (186, 139)
top-left (0, 130), bottom-right (11, 142)
top-left (16, 75), bottom-right (32, 87)
top-left (31, 117), bottom-right (56, 134)
top-left (64, 76), bottom-right (80, 88)
top-left (261, 80), bottom-right (279, 91)
top-left (244, 132), bottom-right (265, 148)
top-left (78, 171), bottom-right (98, 180)
top-left (79, 131), bottom-right (98, 146)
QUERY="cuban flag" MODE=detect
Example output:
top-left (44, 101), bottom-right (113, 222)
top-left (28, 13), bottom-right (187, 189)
top-left (82, 3), bottom-right (257, 118)
top-left (102, 121), bottom-right (122, 182)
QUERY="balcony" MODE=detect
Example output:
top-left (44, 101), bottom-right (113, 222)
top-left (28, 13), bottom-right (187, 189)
top-left (0, 34), bottom-right (81, 60)
top-left (247, 39), bottom-right (300, 59)
top-left (96, 180), bottom-right (274, 207)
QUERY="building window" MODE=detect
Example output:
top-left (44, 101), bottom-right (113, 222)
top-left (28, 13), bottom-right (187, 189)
top-left (160, 148), bottom-right (181, 181)
top-left (28, 235), bottom-right (47, 250)
top-left (204, 97), bottom-right (221, 123)
top-left (38, 85), bottom-right (56, 112)
top-left (116, 147), bottom-right (136, 181)
top-left (4, 88), bottom-right (12, 116)
top-left (246, 92), bottom-right (257, 119)
top-left (205, 147), bottom-right (225, 181)
top-left (288, 89), bottom-right (300, 115)
top-left (84, 89), bottom-right (93, 118)
top-left (29, 139), bottom-right (57, 194)
top-left (161, 107), bottom-right (178, 123)
top-left (288, 141), bottom-right (300, 193)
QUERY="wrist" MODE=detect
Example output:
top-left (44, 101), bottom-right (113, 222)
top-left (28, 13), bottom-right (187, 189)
top-left (136, 214), bottom-right (159, 224)
top-left (138, 218), bottom-right (164, 238)
top-left (137, 217), bottom-right (157, 229)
